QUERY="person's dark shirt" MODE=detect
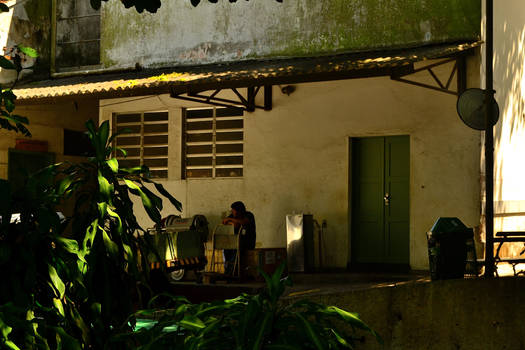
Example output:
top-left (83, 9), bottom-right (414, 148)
top-left (228, 211), bottom-right (256, 250)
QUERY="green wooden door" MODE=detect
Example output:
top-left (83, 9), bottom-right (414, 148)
top-left (351, 136), bottom-right (409, 267)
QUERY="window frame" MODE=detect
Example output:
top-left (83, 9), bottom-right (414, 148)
top-left (182, 107), bottom-right (244, 179)
top-left (112, 111), bottom-right (170, 179)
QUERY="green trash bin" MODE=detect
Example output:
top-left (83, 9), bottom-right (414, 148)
top-left (427, 217), bottom-right (473, 280)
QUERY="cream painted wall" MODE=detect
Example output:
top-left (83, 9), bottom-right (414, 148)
top-left (100, 59), bottom-right (481, 270)
top-left (0, 99), bottom-right (98, 179)
top-left (481, 1), bottom-right (525, 256)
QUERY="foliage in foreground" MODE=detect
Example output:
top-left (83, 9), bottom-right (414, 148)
top-left (0, 120), bottom-right (181, 349)
top-left (0, 117), bottom-right (382, 350)
top-left (115, 263), bottom-right (382, 350)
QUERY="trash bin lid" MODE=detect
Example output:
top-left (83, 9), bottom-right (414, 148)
top-left (429, 217), bottom-right (468, 235)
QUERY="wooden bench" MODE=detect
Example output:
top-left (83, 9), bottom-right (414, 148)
top-left (494, 232), bottom-right (525, 276)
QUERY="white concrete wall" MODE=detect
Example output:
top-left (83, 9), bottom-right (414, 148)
top-left (481, 0), bottom-right (525, 256)
top-left (100, 59), bottom-right (481, 270)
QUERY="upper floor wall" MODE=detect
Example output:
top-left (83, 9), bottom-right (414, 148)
top-left (1, 0), bottom-right (481, 81)
top-left (100, 0), bottom-right (481, 68)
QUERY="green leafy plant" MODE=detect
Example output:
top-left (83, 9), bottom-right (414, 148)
top-left (0, 120), bottom-right (181, 349)
top-left (0, 2), bottom-right (36, 136)
top-left (115, 263), bottom-right (382, 349)
top-left (0, 43), bottom-right (36, 137)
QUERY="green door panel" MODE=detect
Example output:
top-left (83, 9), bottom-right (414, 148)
top-left (352, 137), bottom-right (384, 264)
top-left (351, 136), bottom-right (409, 266)
top-left (384, 136), bottom-right (410, 264)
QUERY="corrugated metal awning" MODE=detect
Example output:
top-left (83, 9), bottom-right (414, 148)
top-left (14, 41), bottom-right (481, 103)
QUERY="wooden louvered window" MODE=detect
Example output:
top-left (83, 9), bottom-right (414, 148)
top-left (56, 0), bottom-right (101, 70)
top-left (112, 112), bottom-right (169, 178)
top-left (183, 107), bottom-right (244, 178)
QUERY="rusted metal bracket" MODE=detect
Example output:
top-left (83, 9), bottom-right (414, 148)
top-left (390, 56), bottom-right (467, 96)
top-left (170, 85), bottom-right (272, 112)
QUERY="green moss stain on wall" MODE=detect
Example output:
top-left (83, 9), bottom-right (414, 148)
top-left (100, 0), bottom-right (480, 67)
top-left (262, 0), bottom-right (480, 58)
top-left (101, 1), bottom-right (167, 68)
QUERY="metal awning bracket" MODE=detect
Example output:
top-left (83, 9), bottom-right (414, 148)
top-left (390, 56), bottom-right (467, 96)
top-left (170, 85), bottom-right (272, 112)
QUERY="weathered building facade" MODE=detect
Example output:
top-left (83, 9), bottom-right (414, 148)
top-left (5, 0), bottom-right (482, 270)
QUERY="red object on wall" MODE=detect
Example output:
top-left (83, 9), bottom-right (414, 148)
top-left (15, 139), bottom-right (48, 153)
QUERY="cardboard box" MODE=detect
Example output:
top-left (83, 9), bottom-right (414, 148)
top-left (243, 248), bottom-right (287, 281)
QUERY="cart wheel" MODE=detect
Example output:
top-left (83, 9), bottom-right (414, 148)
top-left (169, 269), bottom-right (185, 282)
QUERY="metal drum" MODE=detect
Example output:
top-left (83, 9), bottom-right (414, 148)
top-left (148, 215), bottom-right (209, 282)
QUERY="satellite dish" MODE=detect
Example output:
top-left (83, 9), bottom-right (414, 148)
top-left (457, 88), bottom-right (499, 130)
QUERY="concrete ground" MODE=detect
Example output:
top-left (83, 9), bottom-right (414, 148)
top-left (283, 271), bottom-right (429, 297)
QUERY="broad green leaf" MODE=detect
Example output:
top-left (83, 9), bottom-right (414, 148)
top-left (48, 265), bottom-right (65, 299)
top-left (323, 306), bottom-right (383, 343)
top-left (98, 120), bottom-right (110, 150)
top-left (85, 119), bottom-right (96, 140)
top-left (56, 237), bottom-right (85, 261)
top-left (97, 170), bottom-right (113, 201)
top-left (115, 147), bottom-right (127, 157)
top-left (0, 56), bottom-right (15, 70)
top-left (8, 114), bottom-right (28, 124)
top-left (252, 313), bottom-right (272, 350)
top-left (106, 158), bottom-right (119, 173)
top-left (101, 227), bottom-right (118, 257)
top-left (91, 302), bottom-right (101, 317)
top-left (53, 298), bottom-right (65, 317)
top-left (4, 98), bottom-right (14, 112)
top-left (106, 206), bottom-right (123, 234)
top-left (69, 307), bottom-right (90, 345)
top-left (122, 243), bottom-right (133, 260)
top-left (97, 202), bottom-right (108, 218)
top-left (179, 315), bottom-right (205, 331)
top-left (16, 45), bottom-right (38, 58)
top-left (82, 218), bottom-right (98, 252)
top-left (3, 340), bottom-right (20, 350)
top-left (295, 313), bottom-right (324, 350)
top-left (0, 316), bottom-right (13, 339)
top-left (271, 262), bottom-right (287, 299)
top-left (56, 176), bottom-right (74, 196)
top-left (120, 165), bottom-right (149, 175)
top-left (85, 119), bottom-right (102, 159)
top-left (330, 329), bottom-right (352, 348)
top-left (53, 327), bottom-right (82, 350)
